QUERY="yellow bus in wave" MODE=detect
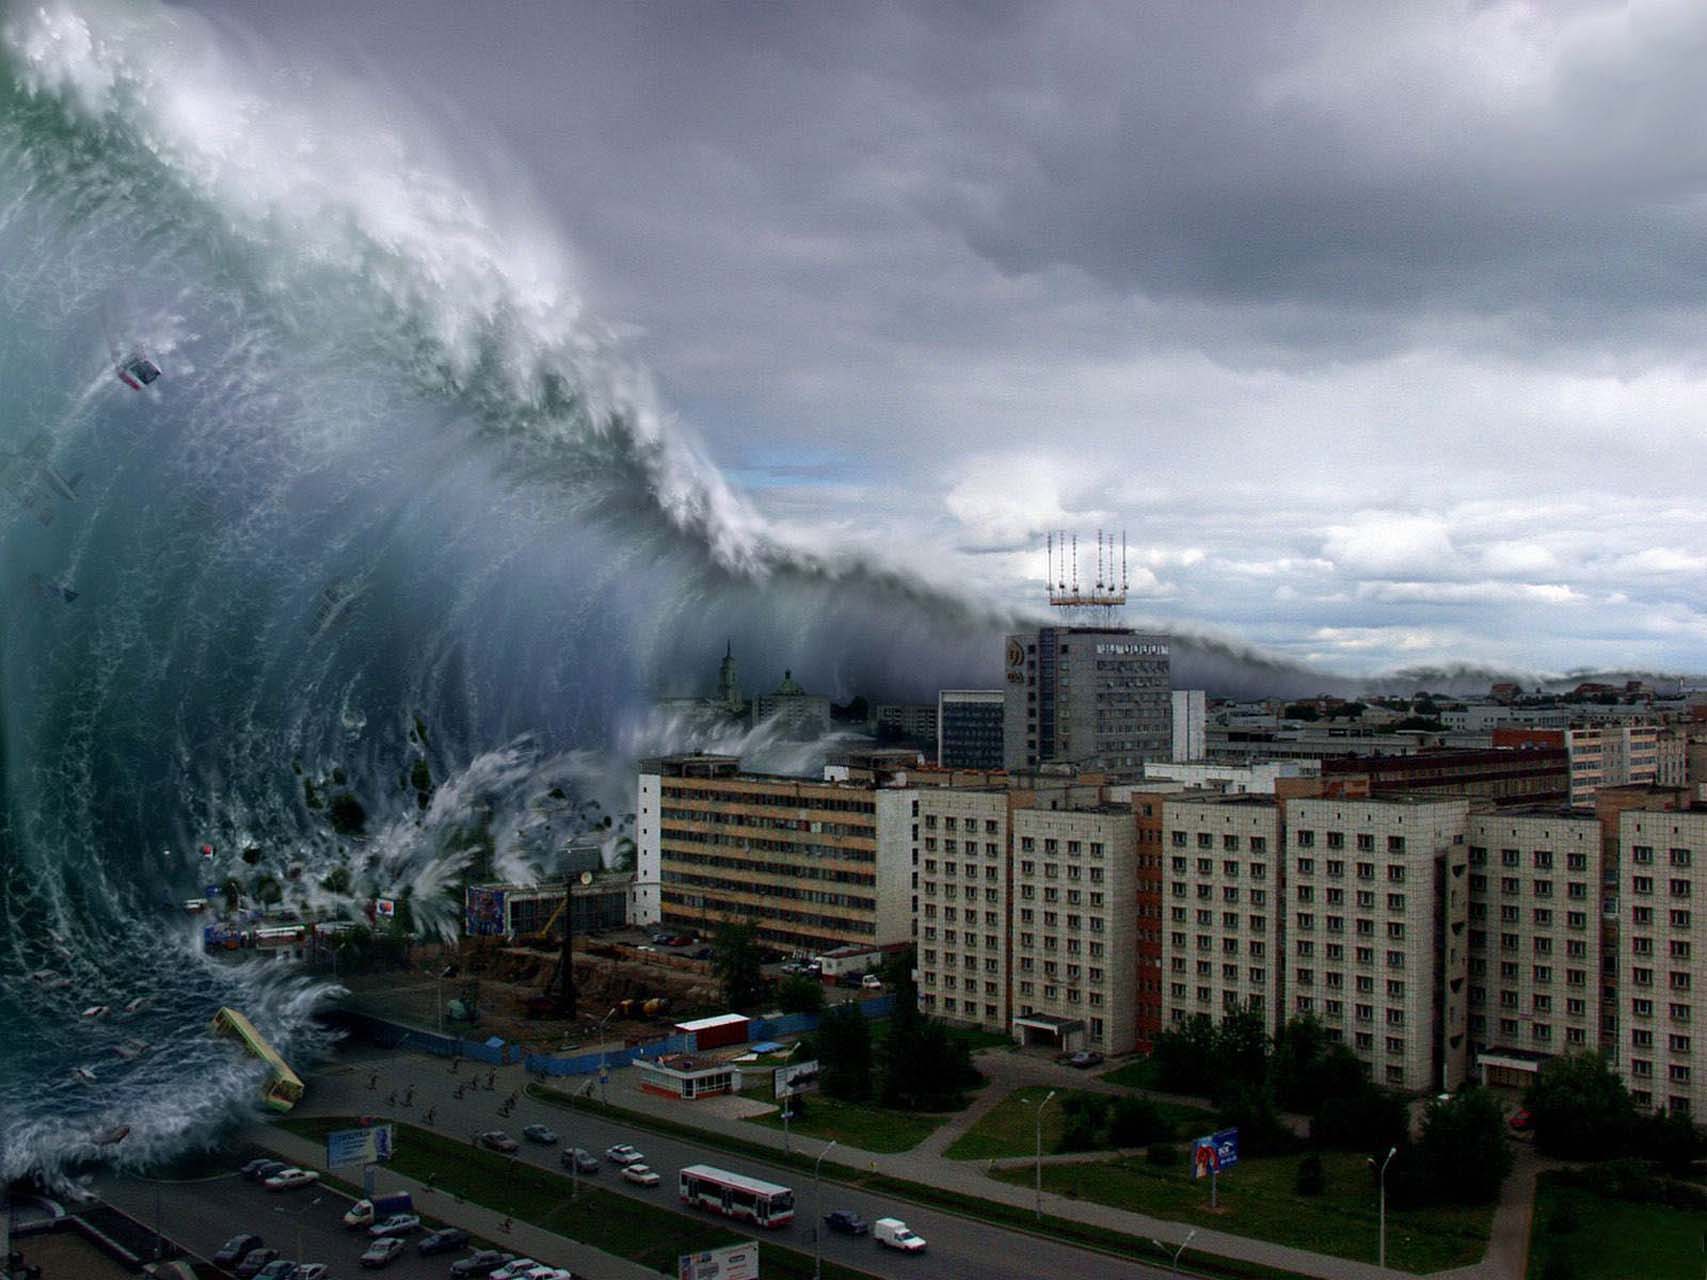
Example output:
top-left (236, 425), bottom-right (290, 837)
top-left (210, 1006), bottom-right (304, 1113)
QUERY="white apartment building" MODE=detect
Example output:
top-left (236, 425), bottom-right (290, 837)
top-left (1171, 689), bottom-right (1207, 763)
top-left (1161, 794), bottom-right (1285, 1035)
top-left (1286, 796), bottom-right (1472, 1092)
top-left (1144, 759), bottom-right (1321, 795)
top-left (1010, 804), bottom-right (1139, 1053)
top-left (1619, 807), bottom-right (1707, 1117)
top-left (917, 788), bottom-right (1017, 1035)
top-left (1465, 809), bottom-right (1603, 1087)
top-left (1568, 724), bottom-right (1669, 806)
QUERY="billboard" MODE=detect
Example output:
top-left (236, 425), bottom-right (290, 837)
top-left (774, 1059), bottom-right (821, 1099)
top-left (326, 1122), bottom-right (395, 1170)
top-left (679, 1242), bottom-right (759, 1280)
top-left (465, 886), bottom-right (508, 937)
top-left (1191, 1127), bottom-right (1239, 1181)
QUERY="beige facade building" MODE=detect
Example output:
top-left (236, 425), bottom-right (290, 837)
top-left (1619, 806), bottom-right (1707, 1117)
top-left (638, 755), bottom-right (917, 955)
top-left (1465, 809), bottom-right (1603, 1087)
top-left (1567, 724), bottom-right (1669, 806)
top-left (916, 786), bottom-right (1140, 1053)
top-left (1161, 794), bottom-right (1285, 1035)
top-left (1285, 796), bottom-right (1472, 1092)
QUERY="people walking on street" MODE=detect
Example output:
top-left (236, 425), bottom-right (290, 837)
top-left (404, 1085), bottom-right (415, 1106)
top-left (387, 1091), bottom-right (397, 1106)
top-left (368, 1071), bottom-right (378, 1090)
top-left (425, 1107), bottom-right (436, 1125)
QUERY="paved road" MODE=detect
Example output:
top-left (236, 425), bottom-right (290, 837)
top-left (312, 1053), bottom-right (1177, 1280)
top-left (95, 1162), bottom-right (479, 1280)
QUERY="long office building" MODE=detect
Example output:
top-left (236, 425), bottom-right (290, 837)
top-left (937, 689), bottom-right (1006, 769)
top-left (637, 755), bottom-right (916, 954)
top-left (1003, 626), bottom-right (1172, 772)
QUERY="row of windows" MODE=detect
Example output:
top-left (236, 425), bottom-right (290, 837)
top-left (1294, 832), bottom-right (1407, 852)
top-left (661, 827), bottom-right (875, 861)
top-left (1169, 833), bottom-right (1272, 853)
top-left (659, 788), bottom-right (875, 816)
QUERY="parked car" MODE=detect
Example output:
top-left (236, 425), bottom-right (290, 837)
top-left (823, 1209), bottom-right (870, 1236)
top-left (295, 1266), bottom-right (331, 1280)
top-left (861, 974), bottom-right (884, 991)
top-left (480, 1130), bottom-right (520, 1153)
top-left (874, 1218), bottom-right (927, 1252)
top-left (604, 1143), bottom-right (644, 1165)
top-left (234, 1248), bottom-right (280, 1278)
top-left (1068, 1051), bottom-right (1104, 1069)
top-left (449, 1251), bottom-right (517, 1278)
top-left (417, 1227), bottom-right (471, 1255)
top-left (621, 1163), bottom-right (661, 1187)
top-left (360, 1236), bottom-right (406, 1268)
top-left (244, 1159), bottom-right (287, 1183)
top-left (490, 1260), bottom-right (542, 1280)
top-left (252, 1262), bottom-right (300, 1280)
top-left (560, 1147), bottom-right (599, 1174)
top-left (651, 932), bottom-right (674, 945)
top-left (264, 1167), bottom-right (320, 1191)
top-left (344, 1191), bottom-right (414, 1229)
top-left (369, 1212), bottom-right (421, 1238)
top-left (522, 1123), bottom-right (558, 1145)
top-left (1508, 1108), bottom-right (1535, 1133)
top-left (213, 1234), bottom-right (264, 1266)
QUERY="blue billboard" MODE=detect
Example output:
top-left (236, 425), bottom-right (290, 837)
top-left (1191, 1127), bottom-right (1239, 1181)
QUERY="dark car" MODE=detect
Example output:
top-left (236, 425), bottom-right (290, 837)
top-left (522, 1123), bottom-right (558, 1144)
top-left (1068, 1051), bottom-right (1104, 1069)
top-left (418, 1227), bottom-right (472, 1255)
top-left (560, 1147), bottom-right (599, 1174)
top-left (479, 1130), bottom-right (519, 1153)
top-left (824, 1209), bottom-right (870, 1236)
top-left (235, 1248), bottom-right (281, 1278)
top-left (214, 1233), bottom-right (264, 1265)
top-left (245, 1159), bottom-right (288, 1182)
top-left (238, 1158), bottom-right (274, 1178)
top-left (691, 946), bottom-right (713, 961)
top-left (450, 1250), bottom-right (517, 1277)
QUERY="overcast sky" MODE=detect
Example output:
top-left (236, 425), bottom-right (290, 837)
top-left (190, 0), bottom-right (1707, 679)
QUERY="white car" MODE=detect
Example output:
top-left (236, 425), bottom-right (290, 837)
top-left (263, 1167), bottom-right (320, 1191)
top-left (874, 1217), bottom-right (927, 1252)
top-left (359, 1236), bottom-right (406, 1268)
top-left (490, 1261), bottom-right (541, 1280)
top-left (861, 974), bottom-right (884, 990)
top-left (620, 1163), bottom-right (660, 1187)
top-left (368, 1212), bottom-right (421, 1237)
top-left (604, 1144), bottom-right (644, 1166)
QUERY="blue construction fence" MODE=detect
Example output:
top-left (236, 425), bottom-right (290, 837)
top-left (325, 994), bottom-right (896, 1078)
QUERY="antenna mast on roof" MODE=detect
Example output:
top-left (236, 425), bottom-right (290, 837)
top-left (1046, 526), bottom-right (1128, 620)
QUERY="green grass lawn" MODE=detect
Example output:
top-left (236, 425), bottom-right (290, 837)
top-left (944, 1086), bottom-right (1217, 1161)
top-left (993, 1150), bottom-right (1494, 1274)
top-left (277, 1116), bottom-right (877, 1280)
top-left (1098, 1055), bottom-right (1163, 1090)
top-left (738, 1079), bottom-right (959, 1153)
top-left (1527, 1174), bottom-right (1707, 1279)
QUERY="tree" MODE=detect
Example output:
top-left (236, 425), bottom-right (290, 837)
top-left (1283, 702), bottom-right (1320, 721)
top-left (814, 1001), bottom-right (873, 1101)
top-left (776, 974), bottom-right (825, 1015)
top-left (1153, 1013), bottom-right (1218, 1095)
top-left (881, 1014), bottom-right (978, 1111)
top-left (1057, 1095), bottom-right (1108, 1152)
top-left (1296, 1153), bottom-right (1326, 1197)
top-left (712, 921), bottom-right (767, 1010)
top-left (1311, 1085), bottom-right (1408, 1153)
top-left (880, 945), bottom-right (919, 1008)
top-left (1108, 1097), bottom-right (1171, 1147)
top-left (1217, 1082), bottom-right (1295, 1157)
top-left (1415, 1088), bottom-right (1513, 1205)
top-left (1630, 1107), bottom-right (1706, 1176)
top-left (1526, 1052), bottom-right (1638, 1160)
top-left (1214, 1007), bottom-right (1271, 1097)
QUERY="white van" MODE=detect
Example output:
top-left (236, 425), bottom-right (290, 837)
top-left (873, 1218), bottom-right (926, 1252)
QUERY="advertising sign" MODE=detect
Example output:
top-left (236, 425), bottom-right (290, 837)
top-left (465, 887), bottom-right (508, 937)
top-left (374, 898), bottom-right (396, 919)
top-left (679, 1242), bottom-right (759, 1280)
top-left (326, 1122), bottom-right (395, 1170)
top-left (1191, 1127), bottom-right (1240, 1181)
top-left (774, 1058), bottom-right (821, 1099)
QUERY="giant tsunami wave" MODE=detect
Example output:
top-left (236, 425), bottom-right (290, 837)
top-left (0, 0), bottom-right (1338, 1179)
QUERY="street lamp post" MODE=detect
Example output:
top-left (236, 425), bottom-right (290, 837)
top-left (812, 1139), bottom-right (838, 1280)
top-left (1369, 1145), bottom-right (1397, 1271)
top-left (273, 1194), bottom-right (323, 1264)
top-left (1022, 1089), bottom-right (1056, 1221)
top-left (1151, 1228), bottom-right (1198, 1280)
top-left (596, 1006), bottom-right (618, 1105)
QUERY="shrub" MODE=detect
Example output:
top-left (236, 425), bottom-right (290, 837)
top-left (1108, 1097), bottom-right (1171, 1148)
top-left (1146, 1142), bottom-right (1180, 1168)
top-left (1295, 1153), bottom-right (1326, 1197)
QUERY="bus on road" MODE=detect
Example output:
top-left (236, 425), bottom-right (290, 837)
top-left (678, 1165), bottom-right (795, 1228)
top-left (210, 1006), bottom-right (304, 1113)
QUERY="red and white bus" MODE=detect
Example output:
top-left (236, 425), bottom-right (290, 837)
top-left (678, 1164), bottom-right (795, 1228)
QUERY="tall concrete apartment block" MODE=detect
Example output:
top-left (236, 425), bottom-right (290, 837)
top-left (1619, 805), bottom-right (1707, 1116)
top-left (1286, 797), bottom-right (1471, 1092)
top-left (1003, 626), bottom-right (1172, 772)
top-left (1465, 809), bottom-right (1603, 1086)
top-left (638, 755), bottom-right (916, 955)
top-left (1161, 795), bottom-right (1285, 1035)
top-left (1171, 689), bottom-right (1207, 763)
top-left (916, 787), bottom-right (1139, 1053)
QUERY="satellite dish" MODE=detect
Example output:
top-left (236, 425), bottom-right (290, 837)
top-left (578, 871), bottom-right (594, 886)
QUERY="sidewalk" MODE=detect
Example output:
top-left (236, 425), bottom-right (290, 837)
top-left (247, 1125), bottom-right (663, 1280)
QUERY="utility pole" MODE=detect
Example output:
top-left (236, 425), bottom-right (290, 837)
top-left (555, 876), bottom-right (577, 1019)
top-left (1152, 1229), bottom-right (1197, 1280)
top-left (813, 1140), bottom-right (838, 1280)
top-left (1370, 1145), bottom-right (1397, 1271)
top-left (1025, 1090), bottom-right (1056, 1220)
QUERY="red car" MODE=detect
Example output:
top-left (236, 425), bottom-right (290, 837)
top-left (1508, 1108), bottom-right (1534, 1133)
